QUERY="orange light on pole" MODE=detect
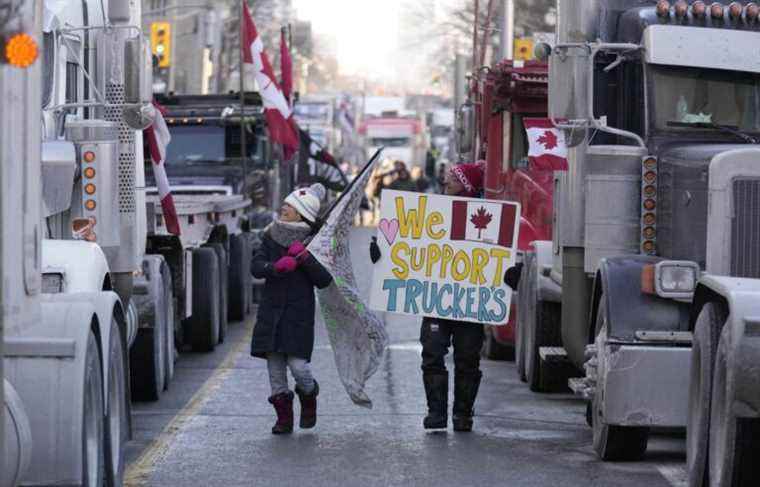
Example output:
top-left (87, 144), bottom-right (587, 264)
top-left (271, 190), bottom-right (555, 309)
top-left (85, 200), bottom-right (96, 211)
top-left (4, 33), bottom-right (38, 68)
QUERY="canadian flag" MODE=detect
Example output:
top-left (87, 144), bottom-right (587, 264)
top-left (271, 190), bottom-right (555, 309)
top-left (144, 102), bottom-right (181, 236)
top-left (242, 2), bottom-right (299, 160)
top-left (450, 200), bottom-right (518, 247)
top-left (524, 118), bottom-right (568, 171)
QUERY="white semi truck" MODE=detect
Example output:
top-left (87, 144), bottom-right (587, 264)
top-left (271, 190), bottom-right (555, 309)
top-left (2, 1), bottom-right (127, 485)
top-left (2, 0), bottom-right (254, 486)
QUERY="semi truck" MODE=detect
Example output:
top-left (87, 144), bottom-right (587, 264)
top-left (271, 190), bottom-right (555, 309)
top-left (519, 0), bottom-right (760, 475)
top-left (360, 114), bottom-right (428, 170)
top-left (294, 94), bottom-right (339, 155)
top-left (2, 1), bottom-right (130, 485)
top-left (463, 59), bottom-right (557, 362)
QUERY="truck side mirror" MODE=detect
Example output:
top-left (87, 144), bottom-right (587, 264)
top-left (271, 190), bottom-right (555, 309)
top-left (123, 37), bottom-right (155, 130)
top-left (457, 101), bottom-right (475, 154)
top-left (549, 45), bottom-right (591, 147)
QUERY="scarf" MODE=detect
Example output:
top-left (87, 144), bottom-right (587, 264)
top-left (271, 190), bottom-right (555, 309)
top-left (265, 218), bottom-right (313, 248)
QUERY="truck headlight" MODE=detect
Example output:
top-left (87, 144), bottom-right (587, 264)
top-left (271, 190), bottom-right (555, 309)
top-left (655, 261), bottom-right (699, 298)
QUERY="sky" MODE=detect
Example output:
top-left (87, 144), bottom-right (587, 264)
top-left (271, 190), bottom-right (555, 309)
top-left (292, 0), bottom-right (403, 79)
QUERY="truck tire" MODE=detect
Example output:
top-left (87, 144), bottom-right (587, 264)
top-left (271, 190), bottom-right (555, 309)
top-left (83, 332), bottom-right (105, 487)
top-left (687, 302), bottom-right (725, 487)
top-left (204, 243), bottom-right (228, 344)
top-left (130, 269), bottom-right (167, 402)
top-left (161, 262), bottom-right (175, 391)
top-left (482, 325), bottom-right (514, 360)
top-left (228, 234), bottom-right (250, 322)
top-left (591, 301), bottom-right (649, 461)
top-left (515, 253), bottom-right (534, 382)
top-left (105, 317), bottom-right (127, 487)
top-left (708, 325), bottom-right (760, 487)
top-left (525, 256), bottom-right (562, 392)
top-left (186, 247), bottom-right (220, 352)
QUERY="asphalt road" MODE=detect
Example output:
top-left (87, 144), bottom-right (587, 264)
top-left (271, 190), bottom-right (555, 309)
top-left (124, 227), bottom-right (688, 487)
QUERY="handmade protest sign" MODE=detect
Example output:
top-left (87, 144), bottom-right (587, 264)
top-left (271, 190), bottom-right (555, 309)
top-left (369, 190), bottom-right (520, 325)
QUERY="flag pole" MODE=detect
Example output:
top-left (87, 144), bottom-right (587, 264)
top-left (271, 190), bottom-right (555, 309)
top-left (240, 0), bottom-right (248, 198)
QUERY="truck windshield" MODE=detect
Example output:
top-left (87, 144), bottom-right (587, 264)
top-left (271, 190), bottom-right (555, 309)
top-left (369, 137), bottom-right (410, 147)
top-left (650, 65), bottom-right (760, 132)
top-left (165, 126), bottom-right (226, 165)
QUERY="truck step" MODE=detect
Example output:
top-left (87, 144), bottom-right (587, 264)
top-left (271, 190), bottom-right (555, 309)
top-left (539, 346), bottom-right (571, 363)
top-left (538, 346), bottom-right (581, 393)
top-left (568, 377), bottom-right (594, 400)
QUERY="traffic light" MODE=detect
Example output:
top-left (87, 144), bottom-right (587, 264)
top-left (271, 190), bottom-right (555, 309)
top-left (150, 22), bottom-right (171, 68)
top-left (514, 38), bottom-right (534, 61)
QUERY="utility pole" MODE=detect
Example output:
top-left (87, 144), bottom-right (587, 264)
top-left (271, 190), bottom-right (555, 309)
top-left (499, 0), bottom-right (515, 61)
top-left (239, 0), bottom-right (248, 197)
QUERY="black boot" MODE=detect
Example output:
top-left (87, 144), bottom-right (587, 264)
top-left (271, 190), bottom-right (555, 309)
top-left (423, 373), bottom-right (448, 429)
top-left (295, 381), bottom-right (319, 429)
top-left (452, 373), bottom-right (481, 432)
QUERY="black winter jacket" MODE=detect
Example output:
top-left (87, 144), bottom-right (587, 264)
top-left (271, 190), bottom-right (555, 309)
top-left (250, 234), bottom-right (333, 361)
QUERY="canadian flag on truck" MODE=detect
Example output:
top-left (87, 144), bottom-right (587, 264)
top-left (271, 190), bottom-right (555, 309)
top-left (524, 118), bottom-right (568, 171)
top-left (144, 102), bottom-right (181, 236)
top-left (242, 1), bottom-right (299, 160)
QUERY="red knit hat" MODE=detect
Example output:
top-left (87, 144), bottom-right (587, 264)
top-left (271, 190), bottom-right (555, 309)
top-left (449, 161), bottom-right (485, 197)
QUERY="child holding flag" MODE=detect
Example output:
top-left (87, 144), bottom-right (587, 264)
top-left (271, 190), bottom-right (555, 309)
top-left (251, 183), bottom-right (333, 434)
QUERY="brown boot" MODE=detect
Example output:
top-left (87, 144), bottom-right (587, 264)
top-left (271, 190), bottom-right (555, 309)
top-left (295, 381), bottom-right (319, 429)
top-left (268, 391), bottom-right (294, 434)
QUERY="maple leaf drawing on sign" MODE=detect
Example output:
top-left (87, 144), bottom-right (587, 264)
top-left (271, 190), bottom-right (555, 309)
top-left (470, 206), bottom-right (493, 239)
top-left (537, 130), bottom-right (558, 150)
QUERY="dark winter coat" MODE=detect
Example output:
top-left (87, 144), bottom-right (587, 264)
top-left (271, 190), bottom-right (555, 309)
top-left (250, 228), bottom-right (333, 361)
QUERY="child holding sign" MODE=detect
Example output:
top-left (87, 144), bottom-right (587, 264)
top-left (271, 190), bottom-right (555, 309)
top-left (370, 162), bottom-right (487, 432)
top-left (251, 184), bottom-right (333, 435)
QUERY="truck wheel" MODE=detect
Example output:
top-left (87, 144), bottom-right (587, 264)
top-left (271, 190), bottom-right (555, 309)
top-left (228, 234), bottom-right (250, 321)
top-left (687, 302), bottom-right (725, 487)
top-left (162, 262), bottom-right (175, 391)
top-left (591, 305), bottom-right (649, 461)
top-left (105, 318), bottom-right (127, 487)
top-left (83, 332), bottom-right (105, 486)
top-left (515, 253), bottom-right (533, 382)
top-left (526, 256), bottom-right (562, 392)
top-left (707, 326), bottom-right (760, 487)
top-left (482, 326), bottom-right (514, 360)
top-left (187, 247), bottom-right (220, 352)
top-left (205, 243), bottom-right (228, 344)
top-left (130, 289), bottom-right (166, 402)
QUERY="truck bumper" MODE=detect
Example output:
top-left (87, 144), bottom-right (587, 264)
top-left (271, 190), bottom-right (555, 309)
top-left (601, 343), bottom-right (691, 427)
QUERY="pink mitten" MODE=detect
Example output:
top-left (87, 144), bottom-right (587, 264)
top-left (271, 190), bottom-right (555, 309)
top-left (287, 241), bottom-right (306, 258)
top-left (273, 256), bottom-right (298, 274)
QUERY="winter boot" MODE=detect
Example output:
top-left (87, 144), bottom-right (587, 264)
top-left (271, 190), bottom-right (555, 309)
top-left (268, 391), bottom-right (295, 435)
top-left (295, 381), bottom-right (319, 429)
top-left (452, 373), bottom-right (482, 432)
top-left (423, 373), bottom-right (448, 429)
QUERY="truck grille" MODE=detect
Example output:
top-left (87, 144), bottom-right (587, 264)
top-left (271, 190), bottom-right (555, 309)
top-left (731, 178), bottom-right (760, 278)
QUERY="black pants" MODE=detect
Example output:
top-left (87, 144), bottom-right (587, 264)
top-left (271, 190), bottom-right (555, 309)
top-left (420, 318), bottom-right (484, 379)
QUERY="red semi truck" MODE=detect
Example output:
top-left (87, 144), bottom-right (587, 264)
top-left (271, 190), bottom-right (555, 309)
top-left (468, 60), bottom-right (560, 361)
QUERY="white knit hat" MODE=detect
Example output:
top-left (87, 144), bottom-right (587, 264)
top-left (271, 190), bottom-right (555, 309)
top-left (284, 183), bottom-right (325, 223)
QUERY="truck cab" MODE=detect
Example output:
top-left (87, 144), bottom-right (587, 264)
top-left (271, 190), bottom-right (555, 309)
top-left (472, 60), bottom-right (557, 360)
top-left (151, 92), bottom-right (282, 209)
